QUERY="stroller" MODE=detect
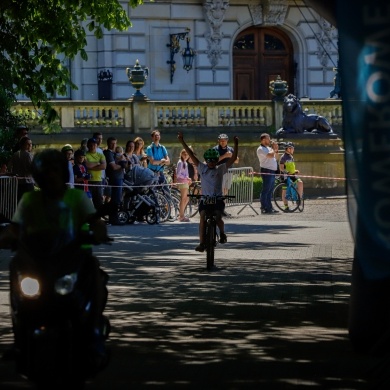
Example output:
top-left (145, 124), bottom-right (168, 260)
top-left (118, 166), bottom-right (160, 225)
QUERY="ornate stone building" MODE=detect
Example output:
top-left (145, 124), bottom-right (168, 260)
top-left (66, 0), bottom-right (339, 101)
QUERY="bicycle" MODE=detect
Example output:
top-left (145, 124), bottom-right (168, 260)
top-left (188, 194), bottom-right (235, 270)
top-left (273, 175), bottom-right (304, 212)
top-left (159, 166), bottom-right (194, 220)
top-left (187, 181), bottom-right (202, 217)
top-left (149, 166), bottom-right (176, 222)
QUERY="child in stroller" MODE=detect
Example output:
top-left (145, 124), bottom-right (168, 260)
top-left (117, 165), bottom-right (160, 224)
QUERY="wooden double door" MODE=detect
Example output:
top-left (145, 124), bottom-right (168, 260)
top-left (233, 27), bottom-right (294, 100)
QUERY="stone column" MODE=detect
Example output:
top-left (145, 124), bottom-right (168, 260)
top-left (131, 101), bottom-right (153, 133)
top-left (274, 100), bottom-right (284, 131)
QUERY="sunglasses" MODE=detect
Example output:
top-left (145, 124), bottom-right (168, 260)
top-left (206, 159), bottom-right (218, 163)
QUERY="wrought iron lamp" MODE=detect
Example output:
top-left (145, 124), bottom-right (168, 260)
top-left (167, 28), bottom-right (196, 83)
top-left (181, 37), bottom-right (196, 72)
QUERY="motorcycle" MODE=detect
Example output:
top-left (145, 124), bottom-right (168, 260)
top-left (6, 228), bottom-right (111, 388)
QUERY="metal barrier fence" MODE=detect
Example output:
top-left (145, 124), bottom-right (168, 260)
top-left (226, 167), bottom-right (258, 215)
top-left (0, 176), bottom-right (18, 222)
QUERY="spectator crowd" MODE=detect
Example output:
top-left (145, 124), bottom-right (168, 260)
top-left (2, 126), bottom-right (301, 225)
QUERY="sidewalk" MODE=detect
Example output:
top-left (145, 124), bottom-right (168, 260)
top-left (0, 198), bottom-right (382, 388)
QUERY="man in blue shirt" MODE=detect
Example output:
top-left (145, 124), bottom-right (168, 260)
top-left (146, 130), bottom-right (170, 184)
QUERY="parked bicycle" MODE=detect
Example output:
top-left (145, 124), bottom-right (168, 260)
top-left (273, 175), bottom-right (304, 212)
top-left (188, 181), bottom-right (202, 218)
top-left (189, 194), bottom-right (235, 270)
top-left (158, 166), bottom-right (193, 221)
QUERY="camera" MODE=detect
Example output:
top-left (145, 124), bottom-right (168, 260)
top-left (82, 172), bottom-right (92, 180)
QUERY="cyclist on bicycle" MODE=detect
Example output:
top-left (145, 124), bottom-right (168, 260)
top-left (177, 131), bottom-right (239, 252)
top-left (279, 142), bottom-right (304, 211)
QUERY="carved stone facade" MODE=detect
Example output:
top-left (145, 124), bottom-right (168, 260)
top-left (33, 1), bottom-right (338, 102)
top-left (262, 0), bottom-right (288, 25)
top-left (204, 0), bottom-right (230, 70)
top-left (316, 17), bottom-right (338, 69)
top-left (249, 0), bottom-right (288, 26)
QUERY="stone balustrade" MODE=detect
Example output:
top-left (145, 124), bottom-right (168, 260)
top-left (11, 99), bottom-right (342, 133)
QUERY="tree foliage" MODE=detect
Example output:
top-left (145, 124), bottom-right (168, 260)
top-left (0, 0), bottom-right (145, 128)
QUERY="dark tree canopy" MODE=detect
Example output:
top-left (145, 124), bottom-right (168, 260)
top-left (0, 0), bottom-right (144, 125)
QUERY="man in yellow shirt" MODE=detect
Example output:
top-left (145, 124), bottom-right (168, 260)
top-left (85, 138), bottom-right (106, 213)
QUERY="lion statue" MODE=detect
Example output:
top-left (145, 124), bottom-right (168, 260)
top-left (276, 94), bottom-right (333, 137)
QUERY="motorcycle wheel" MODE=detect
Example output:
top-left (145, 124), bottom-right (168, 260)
top-left (146, 209), bottom-right (157, 225)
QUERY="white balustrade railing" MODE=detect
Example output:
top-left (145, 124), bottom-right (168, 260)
top-left (11, 99), bottom-right (342, 132)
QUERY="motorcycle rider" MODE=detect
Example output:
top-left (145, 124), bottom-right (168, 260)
top-left (0, 149), bottom-right (110, 360)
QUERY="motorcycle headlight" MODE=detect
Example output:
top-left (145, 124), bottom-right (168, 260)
top-left (55, 273), bottom-right (77, 296)
top-left (20, 277), bottom-right (40, 298)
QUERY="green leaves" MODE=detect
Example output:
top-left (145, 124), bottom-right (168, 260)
top-left (0, 0), bottom-right (144, 130)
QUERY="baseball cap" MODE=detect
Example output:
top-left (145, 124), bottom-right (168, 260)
top-left (87, 138), bottom-right (98, 144)
top-left (74, 149), bottom-right (86, 157)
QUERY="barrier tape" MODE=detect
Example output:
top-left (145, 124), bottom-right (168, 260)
top-left (72, 181), bottom-right (179, 189)
top-left (1, 175), bottom-right (182, 189)
top-left (250, 171), bottom-right (349, 181)
top-left (3, 172), bottom-right (351, 185)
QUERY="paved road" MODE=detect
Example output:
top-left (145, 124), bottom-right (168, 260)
top-left (0, 198), bottom-right (383, 389)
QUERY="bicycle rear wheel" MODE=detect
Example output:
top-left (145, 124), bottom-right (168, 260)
top-left (167, 196), bottom-right (178, 222)
top-left (273, 182), bottom-right (300, 212)
top-left (152, 192), bottom-right (171, 222)
top-left (205, 219), bottom-right (215, 270)
top-left (189, 183), bottom-right (201, 217)
top-left (171, 194), bottom-right (192, 219)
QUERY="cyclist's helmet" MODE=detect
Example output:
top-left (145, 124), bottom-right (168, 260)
top-left (61, 144), bottom-right (73, 153)
top-left (218, 133), bottom-right (229, 140)
top-left (203, 148), bottom-right (220, 162)
top-left (284, 142), bottom-right (295, 149)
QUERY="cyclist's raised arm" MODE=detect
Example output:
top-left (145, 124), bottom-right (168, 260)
top-left (178, 132), bottom-right (200, 166)
top-left (225, 136), bottom-right (239, 169)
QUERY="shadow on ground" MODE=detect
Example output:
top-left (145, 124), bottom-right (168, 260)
top-left (0, 219), bottom-right (387, 389)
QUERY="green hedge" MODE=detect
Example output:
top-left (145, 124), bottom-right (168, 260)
top-left (229, 175), bottom-right (263, 201)
top-left (252, 176), bottom-right (263, 200)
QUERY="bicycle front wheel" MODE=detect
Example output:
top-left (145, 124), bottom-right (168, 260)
top-left (205, 219), bottom-right (215, 270)
top-left (273, 182), bottom-right (300, 212)
top-left (152, 192), bottom-right (171, 222)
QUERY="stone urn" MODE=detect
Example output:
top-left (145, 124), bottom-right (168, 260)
top-left (126, 59), bottom-right (149, 101)
top-left (269, 75), bottom-right (288, 101)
